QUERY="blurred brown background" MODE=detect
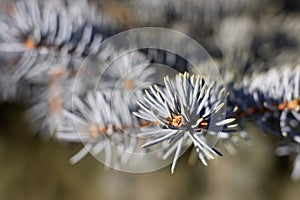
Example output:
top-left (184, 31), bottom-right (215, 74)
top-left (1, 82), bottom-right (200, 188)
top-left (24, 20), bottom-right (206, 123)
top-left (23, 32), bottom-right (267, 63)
top-left (1, 103), bottom-right (300, 200)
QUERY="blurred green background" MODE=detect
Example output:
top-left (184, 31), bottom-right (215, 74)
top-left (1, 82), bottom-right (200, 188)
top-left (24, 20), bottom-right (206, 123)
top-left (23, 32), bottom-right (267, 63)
top-left (1, 103), bottom-right (300, 200)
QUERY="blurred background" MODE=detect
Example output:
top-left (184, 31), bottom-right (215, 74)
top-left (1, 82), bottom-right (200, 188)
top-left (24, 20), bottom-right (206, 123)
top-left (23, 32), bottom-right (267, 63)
top-left (1, 104), bottom-right (300, 200)
top-left (1, 0), bottom-right (300, 200)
